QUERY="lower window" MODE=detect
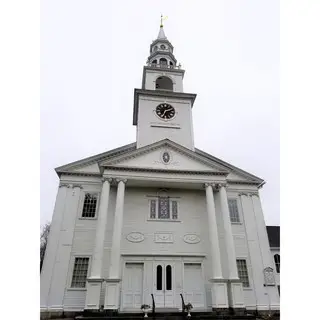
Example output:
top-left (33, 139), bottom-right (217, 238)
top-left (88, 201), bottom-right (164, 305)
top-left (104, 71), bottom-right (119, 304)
top-left (236, 259), bottom-right (250, 288)
top-left (71, 257), bottom-right (89, 288)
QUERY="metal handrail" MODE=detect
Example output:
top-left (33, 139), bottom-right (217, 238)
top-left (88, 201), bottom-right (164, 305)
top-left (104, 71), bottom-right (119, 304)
top-left (180, 293), bottom-right (186, 313)
top-left (151, 293), bottom-right (155, 316)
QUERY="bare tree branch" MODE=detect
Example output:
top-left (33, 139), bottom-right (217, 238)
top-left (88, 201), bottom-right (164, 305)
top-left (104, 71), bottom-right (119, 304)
top-left (40, 222), bottom-right (51, 272)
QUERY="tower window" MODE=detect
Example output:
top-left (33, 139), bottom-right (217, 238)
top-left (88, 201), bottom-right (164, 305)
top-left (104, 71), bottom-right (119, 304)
top-left (153, 46), bottom-right (158, 52)
top-left (151, 59), bottom-right (157, 66)
top-left (274, 254), bottom-right (280, 273)
top-left (155, 76), bottom-right (173, 91)
top-left (159, 58), bottom-right (167, 65)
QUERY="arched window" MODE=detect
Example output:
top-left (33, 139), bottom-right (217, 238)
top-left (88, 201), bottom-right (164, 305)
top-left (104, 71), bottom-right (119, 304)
top-left (274, 254), bottom-right (280, 273)
top-left (159, 58), bottom-right (167, 66)
top-left (153, 46), bottom-right (158, 52)
top-left (169, 61), bottom-right (174, 69)
top-left (166, 265), bottom-right (172, 290)
top-left (151, 59), bottom-right (157, 66)
top-left (155, 76), bottom-right (173, 91)
top-left (156, 265), bottom-right (162, 290)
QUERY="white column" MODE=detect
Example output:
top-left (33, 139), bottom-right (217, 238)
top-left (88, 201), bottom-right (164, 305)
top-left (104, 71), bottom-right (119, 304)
top-left (218, 184), bottom-right (245, 310)
top-left (105, 178), bottom-right (127, 310)
top-left (85, 177), bottom-right (112, 310)
top-left (205, 183), bottom-right (223, 279)
top-left (205, 183), bottom-right (228, 310)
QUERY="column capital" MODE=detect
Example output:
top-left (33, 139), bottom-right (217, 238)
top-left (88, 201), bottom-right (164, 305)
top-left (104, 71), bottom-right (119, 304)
top-left (216, 182), bottom-right (228, 190)
top-left (72, 184), bottom-right (83, 189)
top-left (59, 183), bottom-right (73, 188)
top-left (249, 192), bottom-right (259, 197)
top-left (116, 178), bottom-right (127, 184)
top-left (101, 177), bottom-right (113, 183)
top-left (238, 192), bottom-right (249, 197)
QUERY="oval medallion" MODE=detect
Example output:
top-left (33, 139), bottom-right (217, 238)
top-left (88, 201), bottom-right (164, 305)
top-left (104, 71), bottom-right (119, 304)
top-left (183, 234), bottom-right (201, 244)
top-left (126, 232), bottom-right (144, 243)
top-left (162, 151), bottom-right (170, 164)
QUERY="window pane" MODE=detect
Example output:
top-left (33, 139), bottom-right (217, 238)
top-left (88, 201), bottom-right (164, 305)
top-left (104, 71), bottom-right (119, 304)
top-left (172, 201), bottom-right (178, 220)
top-left (236, 259), bottom-right (249, 287)
top-left (82, 193), bottom-right (98, 218)
top-left (150, 200), bottom-right (156, 219)
top-left (228, 199), bottom-right (240, 223)
top-left (158, 197), bottom-right (170, 219)
top-left (157, 265), bottom-right (162, 290)
top-left (71, 257), bottom-right (89, 288)
top-left (166, 265), bottom-right (172, 290)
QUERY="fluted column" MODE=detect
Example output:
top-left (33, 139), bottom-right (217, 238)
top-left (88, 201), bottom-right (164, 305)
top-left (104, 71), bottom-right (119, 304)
top-left (218, 184), bottom-right (245, 310)
top-left (205, 183), bottom-right (223, 279)
top-left (85, 177), bottom-right (112, 310)
top-left (105, 178), bottom-right (127, 311)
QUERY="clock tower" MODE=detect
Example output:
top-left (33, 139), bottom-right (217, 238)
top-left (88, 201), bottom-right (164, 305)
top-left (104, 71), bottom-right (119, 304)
top-left (133, 21), bottom-right (197, 151)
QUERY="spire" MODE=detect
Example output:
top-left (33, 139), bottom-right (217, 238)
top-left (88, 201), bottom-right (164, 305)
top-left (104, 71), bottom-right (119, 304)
top-left (157, 14), bottom-right (167, 39)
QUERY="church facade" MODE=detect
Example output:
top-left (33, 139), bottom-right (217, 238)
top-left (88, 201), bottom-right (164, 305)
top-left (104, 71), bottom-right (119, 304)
top-left (40, 23), bottom-right (280, 316)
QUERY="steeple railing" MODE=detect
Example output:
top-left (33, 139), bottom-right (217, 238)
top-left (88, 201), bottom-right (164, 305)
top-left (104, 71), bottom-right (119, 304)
top-left (147, 63), bottom-right (182, 70)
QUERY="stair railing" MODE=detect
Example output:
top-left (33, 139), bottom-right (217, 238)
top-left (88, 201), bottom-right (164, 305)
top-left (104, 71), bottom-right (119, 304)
top-left (151, 293), bottom-right (155, 317)
top-left (180, 293), bottom-right (186, 314)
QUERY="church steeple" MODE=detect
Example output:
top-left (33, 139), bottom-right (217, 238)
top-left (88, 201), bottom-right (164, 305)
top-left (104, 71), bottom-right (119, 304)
top-left (133, 19), bottom-right (197, 150)
top-left (147, 16), bottom-right (178, 70)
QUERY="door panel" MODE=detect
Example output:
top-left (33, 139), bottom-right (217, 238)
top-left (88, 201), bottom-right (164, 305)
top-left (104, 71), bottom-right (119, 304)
top-left (122, 263), bottom-right (143, 309)
top-left (183, 263), bottom-right (205, 308)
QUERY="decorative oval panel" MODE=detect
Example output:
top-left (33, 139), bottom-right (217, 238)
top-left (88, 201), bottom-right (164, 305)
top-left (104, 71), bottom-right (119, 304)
top-left (126, 232), bottom-right (144, 243)
top-left (183, 234), bottom-right (201, 244)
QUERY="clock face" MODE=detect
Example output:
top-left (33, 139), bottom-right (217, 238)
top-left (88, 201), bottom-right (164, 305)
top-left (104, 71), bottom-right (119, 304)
top-left (156, 103), bottom-right (175, 120)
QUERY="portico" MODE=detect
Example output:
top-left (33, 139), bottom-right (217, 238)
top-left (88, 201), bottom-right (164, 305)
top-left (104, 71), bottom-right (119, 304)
top-left (84, 162), bottom-right (244, 312)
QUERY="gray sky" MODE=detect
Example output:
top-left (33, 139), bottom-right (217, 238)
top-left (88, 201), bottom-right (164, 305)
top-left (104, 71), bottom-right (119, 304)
top-left (41, 0), bottom-right (279, 226)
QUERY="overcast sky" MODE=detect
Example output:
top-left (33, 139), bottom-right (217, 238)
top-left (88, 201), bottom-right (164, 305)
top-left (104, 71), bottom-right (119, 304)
top-left (41, 0), bottom-right (279, 226)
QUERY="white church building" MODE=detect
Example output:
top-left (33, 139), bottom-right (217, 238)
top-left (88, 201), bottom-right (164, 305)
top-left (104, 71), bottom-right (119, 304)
top-left (40, 22), bottom-right (280, 318)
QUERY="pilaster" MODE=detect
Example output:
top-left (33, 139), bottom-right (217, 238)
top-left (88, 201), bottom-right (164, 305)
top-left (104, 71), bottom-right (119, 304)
top-left (85, 177), bottom-right (113, 310)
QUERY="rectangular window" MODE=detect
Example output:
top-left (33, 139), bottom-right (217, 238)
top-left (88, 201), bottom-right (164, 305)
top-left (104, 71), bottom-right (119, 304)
top-left (228, 199), bottom-right (240, 223)
top-left (149, 198), bottom-right (178, 220)
top-left (71, 257), bottom-right (89, 288)
top-left (278, 285), bottom-right (280, 296)
top-left (150, 199), bottom-right (156, 219)
top-left (236, 259), bottom-right (250, 287)
top-left (158, 197), bottom-right (170, 219)
top-left (172, 201), bottom-right (178, 220)
top-left (82, 193), bottom-right (98, 218)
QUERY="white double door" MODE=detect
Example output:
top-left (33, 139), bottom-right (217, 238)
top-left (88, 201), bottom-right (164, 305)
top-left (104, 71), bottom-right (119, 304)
top-left (153, 262), bottom-right (175, 308)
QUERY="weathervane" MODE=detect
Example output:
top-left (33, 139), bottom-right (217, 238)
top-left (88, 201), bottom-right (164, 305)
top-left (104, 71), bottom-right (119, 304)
top-left (160, 14), bottom-right (168, 27)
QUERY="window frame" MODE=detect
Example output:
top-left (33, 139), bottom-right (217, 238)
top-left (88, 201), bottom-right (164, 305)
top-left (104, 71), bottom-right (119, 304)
top-left (236, 259), bottom-right (250, 288)
top-left (69, 256), bottom-right (91, 290)
top-left (228, 198), bottom-right (241, 224)
top-left (79, 191), bottom-right (100, 220)
top-left (147, 197), bottom-right (180, 222)
top-left (274, 254), bottom-right (280, 273)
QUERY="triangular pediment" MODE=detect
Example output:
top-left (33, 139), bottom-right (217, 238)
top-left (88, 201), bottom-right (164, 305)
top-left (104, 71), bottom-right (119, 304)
top-left (101, 140), bottom-right (228, 173)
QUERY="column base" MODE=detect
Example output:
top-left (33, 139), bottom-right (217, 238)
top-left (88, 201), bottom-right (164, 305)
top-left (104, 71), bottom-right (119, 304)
top-left (104, 278), bottom-right (121, 310)
top-left (228, 279), bottom-right (245, 309)
top-left (85, 278), bottom-right (104, 310)
top-left (210, 279), bottom-right (229, 309)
